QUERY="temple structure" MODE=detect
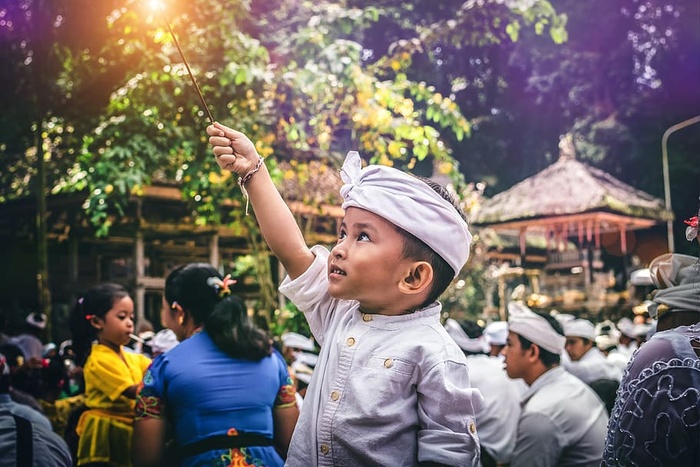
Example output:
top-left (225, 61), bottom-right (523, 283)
top-left (471, 135), bottom-right (673, 319)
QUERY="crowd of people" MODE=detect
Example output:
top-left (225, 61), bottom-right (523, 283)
top-left (0, 122), bottom-right (696, 466)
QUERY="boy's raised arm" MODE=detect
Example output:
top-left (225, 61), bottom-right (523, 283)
top-left (207, 122), bottom-right (315, 279)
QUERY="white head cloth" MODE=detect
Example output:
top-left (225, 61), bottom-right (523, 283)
top-left (507, 302), bottom-right (565, 355)
top-left (563, 319), bottom-right (596, 340)
top-left (444, 318), bottom-right (489, 353)
top-left (26, 313), bottom-right (47, 330)
top-left (648, 253), bottom-right (700, 318)
top-left (282, 332), bottom-right (315, 352)
top-left (617, 317), bottom-right (636, 338)
top-left (151, 329), bottom-right (179, 354)
top-left (483, 321), bottom-right (508, 346)
top-left (340, 151), bottom-right (472, 277)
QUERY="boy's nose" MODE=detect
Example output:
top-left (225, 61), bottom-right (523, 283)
top-left (331, 243), bottom-right (346, 258)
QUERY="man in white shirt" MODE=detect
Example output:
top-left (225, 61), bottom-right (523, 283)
top-left (445, 319), bottom-right (524, 466)
top-left (563, 319), bottom-right (621, 384)
top-left (503, 303), bottom-right (609, 467)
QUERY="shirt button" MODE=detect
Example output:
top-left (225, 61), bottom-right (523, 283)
top-left (469, 422), bottom-right (477, 434)
top-left (346, 337), bottom-right (356, 346)
top-left (320, 444), bottom-right (330, 455)
top-left (384, 358), bottom-right (393, 368)
top-left (362, 314), bottom-right (373, 322)
top-left (330, 391), bottom-right (340, 401)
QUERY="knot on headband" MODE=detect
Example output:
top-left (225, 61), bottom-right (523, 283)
top-left (339, 151), bottom-right (472, 277)
top-left (207, 274), bottom-right (236, 299)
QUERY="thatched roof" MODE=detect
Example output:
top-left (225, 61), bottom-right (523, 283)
top-left (471, 155), bottom-right (673, 227)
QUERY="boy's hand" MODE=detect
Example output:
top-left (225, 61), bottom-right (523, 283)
top-left (207, 122), bottom-right (260, 175)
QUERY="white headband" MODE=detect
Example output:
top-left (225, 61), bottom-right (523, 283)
top-left (340, 151), bottom-right (472, 277)
top-left (563, 319), bottom-right (596, 340)
top-left (507, 302), bottom-right (565, 355)
top-left (444, 319), bottom-right (489, 353)
top-left (483, 321), bottom-right (508, 346)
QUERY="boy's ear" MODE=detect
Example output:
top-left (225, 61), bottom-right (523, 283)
top-left (398, 261), bottom-right (434, 295)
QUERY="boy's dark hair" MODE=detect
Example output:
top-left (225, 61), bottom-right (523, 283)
top-left (165, 263), bottom-right (272, 361)
top-left (396, 175), bottom-right (467, 308)
top-left (70, 283), bottom-right (129, 366)
top-left (516, 312), bottom-right (564, 367)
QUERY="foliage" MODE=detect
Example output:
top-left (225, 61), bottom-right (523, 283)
top-left (6, 0), bottom-right (696, 323)
top-left (267, 301), bottom-right (312, 339)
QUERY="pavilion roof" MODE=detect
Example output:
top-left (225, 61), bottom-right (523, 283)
top-left (471, 154), bottom-right (673, 230)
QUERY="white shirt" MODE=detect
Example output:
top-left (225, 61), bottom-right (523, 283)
top-left (280, 246), bottom-right (483, 467)
top-left (466, 355), bottom-right (525, 464)
top-left (563, 347), bottom-right (622, 383)
top-left (511, 366), bottom-right (609, 467)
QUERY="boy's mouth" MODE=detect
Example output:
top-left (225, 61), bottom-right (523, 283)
top-left (329, 265), bottom-right (346, 276)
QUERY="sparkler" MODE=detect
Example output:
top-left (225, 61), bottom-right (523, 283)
top-left (149, 0), bottom-right (215, 123)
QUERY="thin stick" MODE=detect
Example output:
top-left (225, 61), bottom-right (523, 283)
top-left (163, 13), bottom-right (215, 123)
top-left (129, 333), bottom-right (146, 344)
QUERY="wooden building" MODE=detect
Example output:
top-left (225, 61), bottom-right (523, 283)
top-left (0, 161), bottom-right (344, 343)
top-left (471, 136), bottom-right (673, 319)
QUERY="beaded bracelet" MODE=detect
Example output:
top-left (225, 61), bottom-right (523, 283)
top-left (238, 156), bottom-right (265, 215)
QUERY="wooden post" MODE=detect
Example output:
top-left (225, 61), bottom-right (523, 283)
top-left (209, 233), bottom-right (220, 269)
top-left (134, 225), bottom-right (146, 325)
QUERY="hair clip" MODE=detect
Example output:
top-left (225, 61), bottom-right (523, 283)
top-left (85, 314), bottom-right (94, 321)
top-left (206, 274), bottom-right (237, 298)
top-left (684, 216), bottom-right (698, 242)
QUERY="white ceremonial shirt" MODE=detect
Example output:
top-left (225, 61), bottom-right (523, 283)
top-left (466, 355), bottom-right (525, 464)
top-left (511, 366), bottom-right (609, 467)
top-left (280, 246), bottom-right (483, 467)
top-left (563, 347), bottom-right (622, 383)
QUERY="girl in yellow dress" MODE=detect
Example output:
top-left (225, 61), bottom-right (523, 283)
top-left (70, 283), bottom-right (152, 466)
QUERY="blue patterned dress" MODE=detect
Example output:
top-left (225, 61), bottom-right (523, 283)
top-left (135, 331), bottom-right (296, 467)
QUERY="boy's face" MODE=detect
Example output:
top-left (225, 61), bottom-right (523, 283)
top-left (328, 207), bottom-right (412, 313)
top-left (502, 331), bottom-right (529, 380)
top-left (564, 336), bottom-right (591, 361)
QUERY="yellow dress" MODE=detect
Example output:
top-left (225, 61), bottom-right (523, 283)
top-left (76, 344), bottom-right (151, 466)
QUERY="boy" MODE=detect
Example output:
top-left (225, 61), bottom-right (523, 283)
top-left (207, 122), bottom-right (482, 466)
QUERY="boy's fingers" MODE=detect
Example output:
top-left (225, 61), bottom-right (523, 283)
top-left (209, 136), bottom-right (231, 147)
top-left (206, 124), bottom-right (223, 137)
top-left (213, 121), bottom-right (233, 136)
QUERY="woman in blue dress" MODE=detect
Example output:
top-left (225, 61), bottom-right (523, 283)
top-left (132, 263), bottom-right (299, 467)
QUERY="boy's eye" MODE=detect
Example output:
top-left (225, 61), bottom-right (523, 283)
top-left (358, 232), bottom-right (370, 241)
top-left (338, 230), bottom-right (347, 240)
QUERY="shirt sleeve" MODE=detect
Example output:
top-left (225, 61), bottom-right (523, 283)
top-left (416, 358), bottom-right (483, 466)
top-left (135, 354), bottom-right (168, 421)
top-left (279, 245), bottom-right (338, 346)
top-left (511, 412), bottom-right (563, 467)
top-left (272, 349), bottom-right (297, 408)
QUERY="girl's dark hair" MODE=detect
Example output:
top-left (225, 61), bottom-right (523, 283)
top-left (70, 283), bottom-right (129, 366)
top-left (516, 312), bottom-right (564, 368)
top-left (164, 263), bottom-right (271, 361)
top-left (396, 176), bottom-right (468, 308)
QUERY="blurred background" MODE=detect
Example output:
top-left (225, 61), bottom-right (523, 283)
top-left (0, 0), bottom-right (698, 341)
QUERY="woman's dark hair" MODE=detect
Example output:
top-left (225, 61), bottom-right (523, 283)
top-left (164, 263), bottom-right (271, 361)
top-left (397, 176), bottom-right (468, 309)
top-left (516, 312), bottom-right (564, 368)
top-left (70, 283), bottom-right (129, 366)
